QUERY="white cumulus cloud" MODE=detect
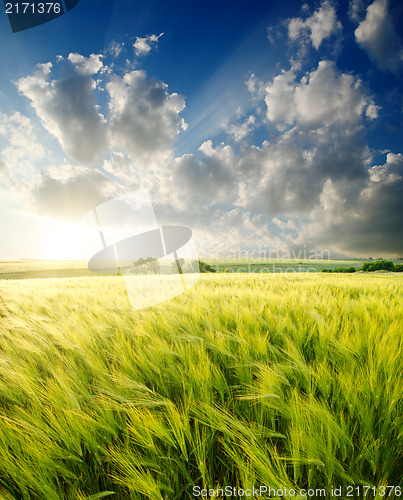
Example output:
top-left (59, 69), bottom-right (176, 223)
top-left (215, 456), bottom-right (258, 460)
top-left (107, 70), bottom-right (186, 165)
top-left (134, 33), bottom-right (164, 57)
top-left (31, 166), bottom-right (114, 221)
top-left (17, 59), bottom-right (107, 164)
top-left (16, 54), bottom-right (187, 168)
top-left (288, 1), bottom-right (341, 50)
top-left (7, 43), bottom-right (402, 257)
top-left (226, 115), bottom-right (256, 142)
top-left (67, 53), bottom-right (104, 75)
top-left (265, 61), bottom-right (376, 129)
top-left (355, 0), bottom-right (403, 72)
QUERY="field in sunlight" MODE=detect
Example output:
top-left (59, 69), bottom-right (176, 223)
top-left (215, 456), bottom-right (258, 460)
top-left (0, 273), bottom-right (402, 499)
top-left (0, 257), bottom-right (389, 279)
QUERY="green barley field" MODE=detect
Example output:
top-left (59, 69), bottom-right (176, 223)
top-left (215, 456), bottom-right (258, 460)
top-left (0, 270), bottom-right (402, 499)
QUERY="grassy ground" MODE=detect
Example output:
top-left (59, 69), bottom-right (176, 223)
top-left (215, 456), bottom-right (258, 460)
top-left (206, 258), bottom-right (366, 273)
top-left (0, 273), bottom-right (402, 498)
top-left (1, 258), bottom-right (397, 279)
top-left (0, 260), bottom-right (95, 280)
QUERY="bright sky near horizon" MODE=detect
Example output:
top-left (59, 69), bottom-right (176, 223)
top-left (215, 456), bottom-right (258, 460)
top-left (0, 0), bottom-right (402, 260)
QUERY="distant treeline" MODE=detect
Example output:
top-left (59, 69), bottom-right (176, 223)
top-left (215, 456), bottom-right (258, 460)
top-left (131, 258), bottom-right (217, 274)
top-left (361, 260), bottom-right (403, 272)
top-left (322, 267), bottom-right (357, 273)
top-left (322, 260), bottom-right (403, 273)
top-left (131, 258), bottom-right (403, 275)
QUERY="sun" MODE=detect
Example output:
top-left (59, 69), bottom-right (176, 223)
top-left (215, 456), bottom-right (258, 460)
top-left (42, 223), bottom-right (86, 260)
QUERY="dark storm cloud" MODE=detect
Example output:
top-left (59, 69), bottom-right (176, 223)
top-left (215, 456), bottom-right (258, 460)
top-left (300, 153), bottom-right (403, 256)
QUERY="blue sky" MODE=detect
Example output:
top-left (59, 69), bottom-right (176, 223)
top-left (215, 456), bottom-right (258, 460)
top-left (0, 0), bottom-right (402, 259)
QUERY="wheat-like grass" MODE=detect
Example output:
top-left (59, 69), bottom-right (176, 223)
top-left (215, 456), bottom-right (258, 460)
top-left (0, 273), bottom-right (401, 499)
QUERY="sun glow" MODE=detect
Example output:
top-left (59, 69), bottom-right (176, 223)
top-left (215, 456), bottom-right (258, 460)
top-left (42, 223), bottom-right (87, 260)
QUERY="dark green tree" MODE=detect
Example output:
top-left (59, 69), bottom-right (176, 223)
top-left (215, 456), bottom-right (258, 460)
top-left (132, 257), bottom-right (160, 274)
top-left (362, 260), bottom-right (395, 272)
